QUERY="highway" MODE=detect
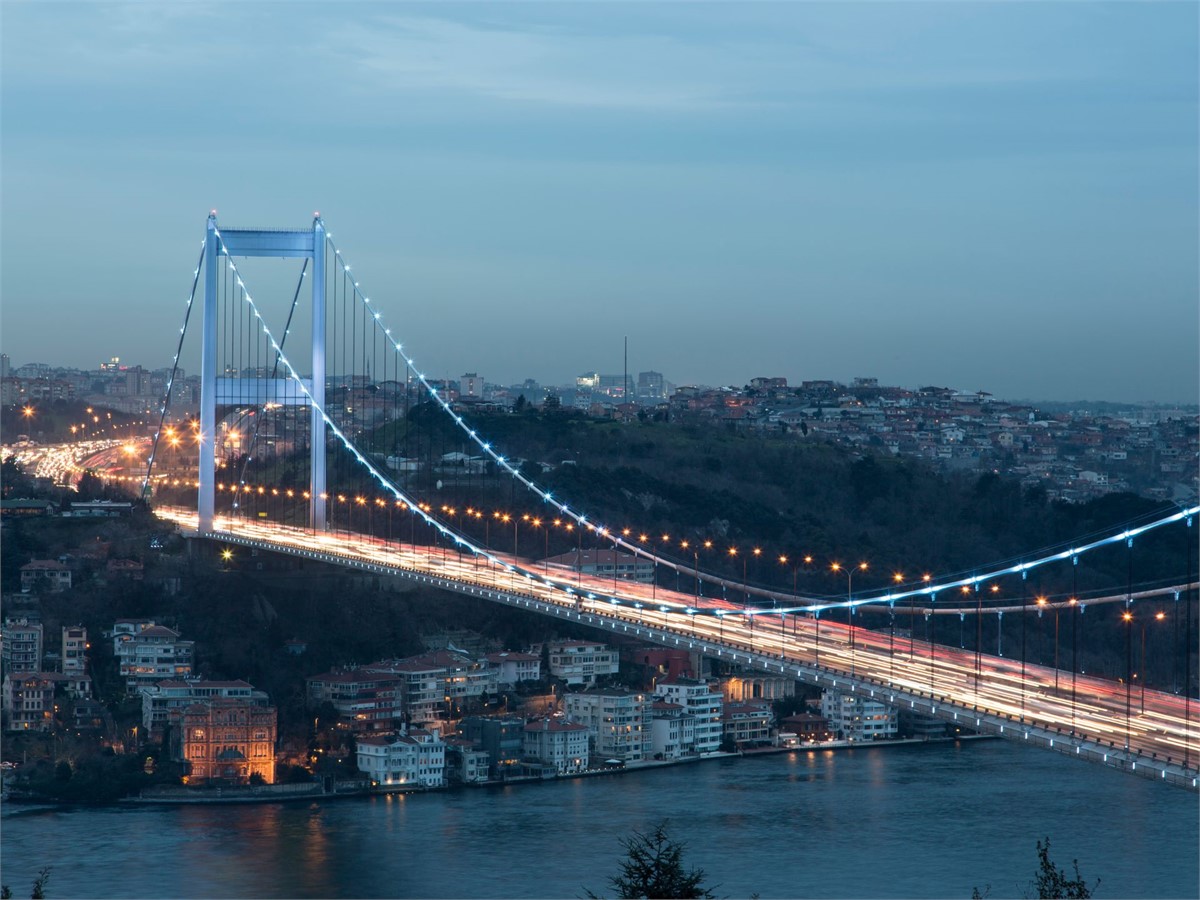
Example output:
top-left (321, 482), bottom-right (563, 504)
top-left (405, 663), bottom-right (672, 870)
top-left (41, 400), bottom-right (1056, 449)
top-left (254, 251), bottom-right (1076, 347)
top-left (155, 506), bottom-right (1199, 774)
top-left (2, 438), bottom-right (135, 486)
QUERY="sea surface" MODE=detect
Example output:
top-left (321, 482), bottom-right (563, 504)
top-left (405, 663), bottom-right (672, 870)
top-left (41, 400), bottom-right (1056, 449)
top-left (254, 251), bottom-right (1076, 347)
top-left (2, 740), bottom-right (1196, 899)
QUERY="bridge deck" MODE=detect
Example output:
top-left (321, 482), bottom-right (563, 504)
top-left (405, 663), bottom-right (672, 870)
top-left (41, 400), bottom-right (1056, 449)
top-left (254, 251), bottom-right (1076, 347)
top-left (158, 508), bottom-right (1200, 791)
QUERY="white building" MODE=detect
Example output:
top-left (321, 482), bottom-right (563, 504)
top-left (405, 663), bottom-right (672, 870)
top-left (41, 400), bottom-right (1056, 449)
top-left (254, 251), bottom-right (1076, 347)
top-left (357, 727), bottom-right (447, 788)
top-left (543, 641), bottom-right (619, 686)
top-left (485, 651), bottom-right (541, 686)
top-left (649, 700), bottom-right (697, 760)
top-left (821, 689), bottom-right (898, 742)
top-left (564, 688), bottom-right (651, 762)
top-left (523, 717), bottom-right (589, 774)
top-left (653, 679), bottom-right (723, 754)
top-left (112, 622), bottom-right (194, 694)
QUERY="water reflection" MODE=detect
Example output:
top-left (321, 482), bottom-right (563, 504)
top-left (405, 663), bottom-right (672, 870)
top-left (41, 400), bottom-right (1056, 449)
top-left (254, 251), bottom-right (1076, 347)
top-left (1, 741), bottom-right (1196, 899)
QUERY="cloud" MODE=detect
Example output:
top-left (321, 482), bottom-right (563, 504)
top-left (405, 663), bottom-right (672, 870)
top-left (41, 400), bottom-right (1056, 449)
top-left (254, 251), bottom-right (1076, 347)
top-left (327, 14), bottom-right (748, 111)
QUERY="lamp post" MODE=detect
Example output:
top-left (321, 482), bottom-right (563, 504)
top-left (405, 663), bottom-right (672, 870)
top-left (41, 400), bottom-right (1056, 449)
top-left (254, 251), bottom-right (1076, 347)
top-left (889, 573), bottom-right (903, 682)
top-left (831, 562), bottom-right (867, 676)
top-left (779, 554), bottom-right (800, 637)
top-left (1123, 609), bottom-right (1134, 753)
top-left (750, 547), bottom-right (761, 607)
top-left (1069, 596), bottom-right (1079, 735)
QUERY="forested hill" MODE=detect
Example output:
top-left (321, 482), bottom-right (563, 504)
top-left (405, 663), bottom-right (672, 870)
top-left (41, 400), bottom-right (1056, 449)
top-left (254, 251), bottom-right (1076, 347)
top-left (405, 405), bottom-right (1188, 600)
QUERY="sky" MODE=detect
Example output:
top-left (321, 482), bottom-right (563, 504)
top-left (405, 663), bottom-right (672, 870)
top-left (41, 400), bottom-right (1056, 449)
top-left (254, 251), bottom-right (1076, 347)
top-left (1, 2), bottom-right (1197, 404)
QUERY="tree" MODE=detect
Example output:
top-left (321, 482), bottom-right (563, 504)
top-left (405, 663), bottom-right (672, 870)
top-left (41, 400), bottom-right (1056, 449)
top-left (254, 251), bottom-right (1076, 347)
top-left (2, 867), bottom-right (52, 900)
top-left (1029, 837), bottom-right (1098, 899)
top-left (588, 821), bottom-right (715, 899)
top-left (31, 869), bottom-right (51, 900)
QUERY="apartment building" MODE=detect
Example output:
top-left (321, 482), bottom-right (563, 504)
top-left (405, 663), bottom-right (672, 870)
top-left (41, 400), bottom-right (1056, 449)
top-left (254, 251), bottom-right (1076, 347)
top-left (821, 689), bottom-right (898, 742)
top-left (564, 688), bottom-right (651, 763)
top-left (653, 678), bottom-right (723, 755)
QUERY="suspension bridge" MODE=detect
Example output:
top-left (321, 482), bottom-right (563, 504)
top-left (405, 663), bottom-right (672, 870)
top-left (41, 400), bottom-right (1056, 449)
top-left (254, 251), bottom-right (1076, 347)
top-left (111, 213), bottom-right (1198, 788)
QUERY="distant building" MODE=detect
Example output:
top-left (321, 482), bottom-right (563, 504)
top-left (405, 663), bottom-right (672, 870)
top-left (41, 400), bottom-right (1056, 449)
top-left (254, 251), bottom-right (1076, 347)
top-left (523, 717), bottom-right (589, 774)
top-left (459, 716), bottom-right (525, 779)
top-left (20, 560), bottom-right (71, 593)
top-left (721, 702), bottom-right (773, 748)
top-left (66, 500), bottom-right (133, 517)
top-left (105, 558), bottom-right (144, 580)
top-left (749, 376), bottom-right (787, 390)
top-left (112, 622), bottom-right (194, 693)
top-left (541, 640), bottom-right (620, 686)
top-left (364, 649), bottom-right (499, 723)
top-left (718, 674), bottom-right (795, 703)
top-left (2, 672), bottom-right (54, 731)
top-left (357, 727), bottom-right (446, 788)
top-left (485, 651), bottom-right (541, 686)
top-left (142, 679), bottom-right (271, 738)
top-left (778, 713), bottom-right (834, 744)
top-left (2, 619), bottom-right (43, 674)
top-left (305, 669), bottom-right (402, 730)
top-left (61, 625), bottom-right (87, 675)
top-left (459, 373), bottom-right (484, 400)
top-left (821, 689), bottom-right (897, 742)
top-left (444, 736), bottom-right (490, 784)
top-left (653, 679), bottom-right (723, 755)
top-left (564, 688), bottom-right (651, 763)
top-left (637, 371), bottom-right (667, 403)
top-left (0, 499), bottom-right (56, 518)
top-left (540, 549), bottom-right (655, 585)
top-left (173, 698), bottom-right (277, 785)
top-left (649, 700), bottom-right (696, 760)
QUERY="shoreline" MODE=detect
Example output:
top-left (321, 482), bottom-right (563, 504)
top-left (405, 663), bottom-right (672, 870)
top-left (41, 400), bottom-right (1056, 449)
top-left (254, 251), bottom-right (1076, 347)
top-left (3, 734), bottom-right (993, 809)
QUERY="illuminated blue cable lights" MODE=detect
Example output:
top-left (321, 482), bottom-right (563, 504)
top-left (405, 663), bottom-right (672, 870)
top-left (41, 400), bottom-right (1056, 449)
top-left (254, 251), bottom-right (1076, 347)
top-left (324, 229), bottom-right (1199, 614)
top-left (188, 224), bottom-right (1198, 623)
top-left (205, 228), bottom-right (617, 609)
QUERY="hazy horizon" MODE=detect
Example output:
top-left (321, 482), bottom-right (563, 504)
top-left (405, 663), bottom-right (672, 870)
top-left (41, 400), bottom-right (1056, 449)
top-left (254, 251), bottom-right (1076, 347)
top-left (2, 3), bottom-right (1197, 404)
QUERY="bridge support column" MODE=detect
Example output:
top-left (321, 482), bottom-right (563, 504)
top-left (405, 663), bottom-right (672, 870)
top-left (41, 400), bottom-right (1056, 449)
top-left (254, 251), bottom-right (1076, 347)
top-left (198, 213), bottom-right (219, 533)
top-left (310, 217), bottom-right (326, 531)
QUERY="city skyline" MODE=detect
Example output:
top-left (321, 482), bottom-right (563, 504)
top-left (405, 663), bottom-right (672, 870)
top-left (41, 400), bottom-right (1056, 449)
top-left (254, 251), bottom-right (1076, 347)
top-left (1, 3), bottom-right (1197, 403)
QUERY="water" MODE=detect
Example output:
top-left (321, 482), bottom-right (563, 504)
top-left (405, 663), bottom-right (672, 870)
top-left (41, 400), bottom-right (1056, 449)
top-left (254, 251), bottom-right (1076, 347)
top-left (2, 740), bottom-right (1196, 899)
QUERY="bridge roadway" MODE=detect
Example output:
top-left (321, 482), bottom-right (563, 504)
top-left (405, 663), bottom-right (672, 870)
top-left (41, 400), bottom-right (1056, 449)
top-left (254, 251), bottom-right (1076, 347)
top-left (156, 507), bottom-right (1200, 790)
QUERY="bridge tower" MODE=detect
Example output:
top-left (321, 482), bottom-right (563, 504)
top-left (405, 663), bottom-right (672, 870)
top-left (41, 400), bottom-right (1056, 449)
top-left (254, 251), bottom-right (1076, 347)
top-left (198, 213), bottom-right (327, 532)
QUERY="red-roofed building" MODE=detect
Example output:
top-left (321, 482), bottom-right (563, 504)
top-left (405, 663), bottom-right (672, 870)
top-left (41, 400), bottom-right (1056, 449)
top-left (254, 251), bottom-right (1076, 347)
top-left (105, 558), bottom-right (144, 580)
top-left (20, 559), bottom-right (71, 593)
top-left (721, 702), bottom-right (773, 748)
top-left (305, 670), bottom-right (403, 730)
